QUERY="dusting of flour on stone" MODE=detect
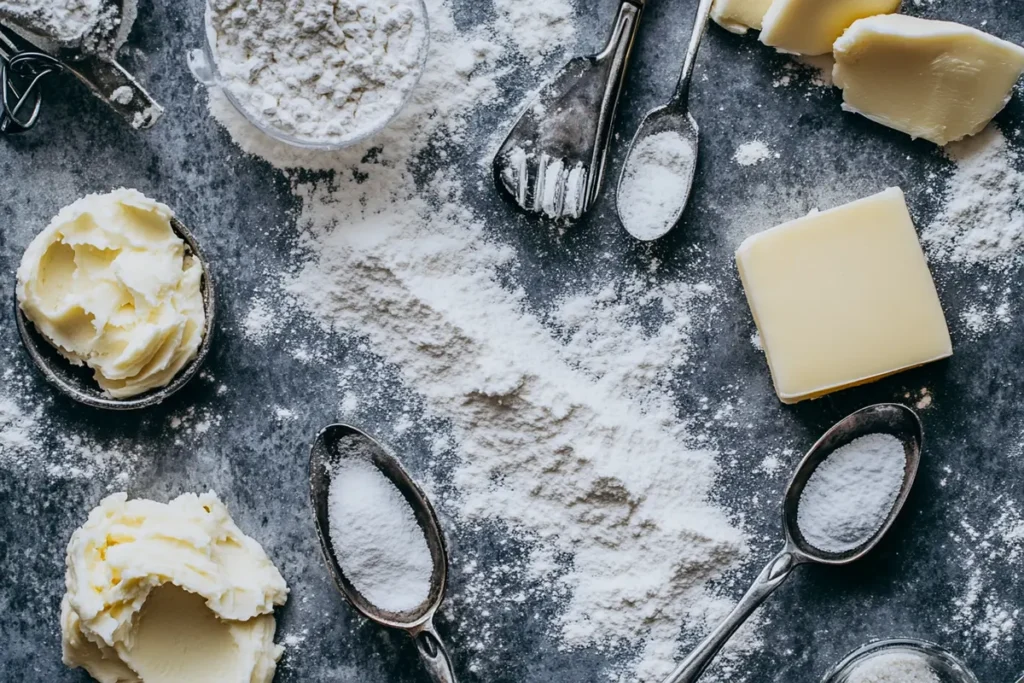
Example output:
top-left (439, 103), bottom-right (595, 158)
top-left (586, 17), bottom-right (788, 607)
top-left (733, 141), bottom-right (774, 167)
top-left (923, 126), bottom-right (1024, 269)
top-left (206, 1), bottom-right (753, 679)
top-left (618, 131), bottom-right (696, 241)
top-left (492, 0), bottom-right (576, 66)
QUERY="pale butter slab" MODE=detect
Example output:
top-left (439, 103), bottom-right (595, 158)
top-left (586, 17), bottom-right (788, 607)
top-left (736, 188), bottom-right (952, 404)
top-left (834, 14), bottom-right (1024, 146)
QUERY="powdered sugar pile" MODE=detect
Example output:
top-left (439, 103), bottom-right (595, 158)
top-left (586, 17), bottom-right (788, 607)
top-left (618, 131), bottom-right (696, 240)
top-left (207, 0), bottom-right (428, 145)
top-left (797, 434), bottom-right (906, 554)
top-left (208, 1), bottom-right (753, 679)
top-left (328, 440), bottom-right (433, 613)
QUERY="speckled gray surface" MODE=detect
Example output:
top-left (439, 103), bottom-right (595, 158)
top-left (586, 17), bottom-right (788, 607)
top-left (2, 1), bottom-right (1024, 682)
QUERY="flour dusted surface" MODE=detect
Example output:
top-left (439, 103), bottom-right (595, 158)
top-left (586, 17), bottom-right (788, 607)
top-left (207, 0), bottom-right (427, 144)
top-left (207, 0), bottom-right (751, 679)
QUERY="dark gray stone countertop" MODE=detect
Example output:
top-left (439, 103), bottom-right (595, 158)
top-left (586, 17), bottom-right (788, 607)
top-left (2, 0), bottom-right (1024, 682)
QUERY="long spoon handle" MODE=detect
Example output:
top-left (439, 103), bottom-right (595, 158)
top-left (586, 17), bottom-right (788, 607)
top-left (414, 622), bottom-right (458, 683)
top-left (672, 0), bottom-right (716, 105)
top-left (661, 548), bottom-right (799, 683)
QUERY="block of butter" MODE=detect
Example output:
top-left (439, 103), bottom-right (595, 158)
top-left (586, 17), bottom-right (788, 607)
top-left (760, 0), bottom-right (901, 55)
top-left (834, 15), bottom-right (1024, 145)
top-left (736, 188), bottom-right (952, 404)
top-left (711, 0), bottom-right (773, 34)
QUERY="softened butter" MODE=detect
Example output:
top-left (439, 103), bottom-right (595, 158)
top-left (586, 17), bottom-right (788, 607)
top-left (61, 492), bottom-right (289, 683)
top-left (17, 189), bottom-right (205, 398)
top-left (834, 15), bottom-right (1024, 145)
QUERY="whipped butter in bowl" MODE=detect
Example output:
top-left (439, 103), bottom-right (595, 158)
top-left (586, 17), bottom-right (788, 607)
top-left (16, 188), bottom-right (214, 409)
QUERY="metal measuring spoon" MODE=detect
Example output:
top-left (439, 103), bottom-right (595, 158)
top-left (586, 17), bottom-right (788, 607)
top-left (615, 0), bottom-right (715, 241)
top-left (310, 424), bottom-right (457, 683)
top-left (15, 217), bottom-right (215, 411)
top-left (662, 403), bottom-right (923, 683)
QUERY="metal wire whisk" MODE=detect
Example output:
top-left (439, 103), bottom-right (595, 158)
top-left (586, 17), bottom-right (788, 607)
top-left (0, 33), bottom-right (62, 134)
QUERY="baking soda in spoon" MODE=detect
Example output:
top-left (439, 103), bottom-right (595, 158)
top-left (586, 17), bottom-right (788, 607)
top-left (797, 433), bottom-right (907, 554)
top-left (328, 455), bottom-right (433, 613)
top-left (617, 131), bottom-right (696, 240)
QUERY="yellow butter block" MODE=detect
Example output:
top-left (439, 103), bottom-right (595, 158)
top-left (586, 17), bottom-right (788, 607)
top-left (760, 0), bottom-right (901, 56)
top-left (736, 188), bottom-right (952, 404)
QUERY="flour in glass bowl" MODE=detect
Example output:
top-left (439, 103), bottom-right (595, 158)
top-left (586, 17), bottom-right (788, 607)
top-left (206, 0), bottom-right (429, 146)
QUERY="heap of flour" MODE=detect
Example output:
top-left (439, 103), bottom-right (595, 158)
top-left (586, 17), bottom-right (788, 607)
top-left (208, 0), bottom-right (751, 680)
top-left (207, 0), bottom-right (428, 145)
top-left (0, 0), bottom-right (133, 53)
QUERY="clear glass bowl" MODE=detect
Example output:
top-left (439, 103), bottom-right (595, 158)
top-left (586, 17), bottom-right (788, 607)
top-left (197, 0), bottom-right (430, 151)
top-left (822, 639), bottom-right (979, 683)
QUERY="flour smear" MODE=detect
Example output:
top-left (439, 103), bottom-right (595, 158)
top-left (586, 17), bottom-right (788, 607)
top-left (207, 0), bottom-right (752, 680)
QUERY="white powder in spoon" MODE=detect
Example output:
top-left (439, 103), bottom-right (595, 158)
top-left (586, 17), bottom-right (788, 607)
top-left (328, 449), bottom-right (433, 613)
top-left (846, 651), bottom-right (942, 683)
top-left (797, 434), bottom-right (907, 554)
top-left (618, 131), bottom-right (696, 240)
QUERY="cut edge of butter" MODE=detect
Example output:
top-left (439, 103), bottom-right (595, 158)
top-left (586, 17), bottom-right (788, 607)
top-left (833, 15), bottom-right (1024, 146)
top-left (711, 0), bottom-right (773, 34)
top-left (760, 0), bottom-right (902, 56)
top-left (736, 187), bottom-right (953, 405)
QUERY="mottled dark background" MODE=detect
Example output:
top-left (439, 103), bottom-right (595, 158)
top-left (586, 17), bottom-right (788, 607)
top-left (1, 0), bottom-right (1023, 681)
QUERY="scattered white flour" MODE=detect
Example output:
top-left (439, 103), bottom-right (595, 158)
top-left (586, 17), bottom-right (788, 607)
top-left (948, 499), bottom-right (1024, 652)
top-left (923, 126), bottom-right (1024, 269)
top-left (846, 651), bottom-right (941, 683)
top-left (797, 434), bottom-right (906, 554)
top-left (618, 131), bottom-right (697, 240)
top-left (0, 366), bottom-right (139, 482)
top-left (207, 0), bottom-right (428, 144)
top-left (208, 1), bottom-right (751, 679)
top-left (328, 443), bottom-right (433, 613)
top-left (243, 296), bottom-right (281, 343)
top-left (493, 0), bottom-right (575, 66)
top-left (733, 141), bottom-right (773, 167)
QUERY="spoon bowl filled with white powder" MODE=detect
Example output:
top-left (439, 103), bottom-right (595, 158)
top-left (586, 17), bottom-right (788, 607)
top-left (662, 404), bottom-right (922, 681)
top-left (823, 639), bottom-right (979, 683)
top-left (309, 423), bottom-right (458, 683)
top-left (203, 0), bottom-right (430, 150)
top-left (786, 403), bottom-right (922, 562)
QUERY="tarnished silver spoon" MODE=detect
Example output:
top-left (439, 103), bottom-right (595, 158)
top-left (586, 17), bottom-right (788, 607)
top-left (615, 0), bottom-right (714, 241)
top-left (662, 403), bottom-right (923, 683)
top-left (310, 424), bottom-right (457, 683)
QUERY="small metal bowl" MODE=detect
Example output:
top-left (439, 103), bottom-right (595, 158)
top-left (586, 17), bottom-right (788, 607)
top-left (15, 217), bottom-right (216, 411)
top-left (198, 0), bottom-right (430, 151)
top-left (823, 639), bottom-right (979, 683)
